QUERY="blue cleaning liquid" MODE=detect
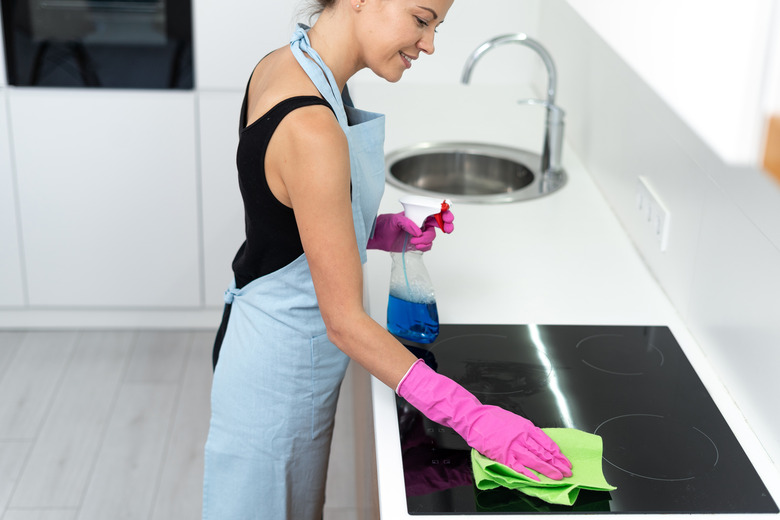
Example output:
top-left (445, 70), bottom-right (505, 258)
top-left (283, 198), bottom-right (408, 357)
top-left (387, 294), bottom-right (439, 343)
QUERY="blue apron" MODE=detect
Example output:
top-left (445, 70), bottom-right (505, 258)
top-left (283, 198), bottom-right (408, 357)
top-left (203, 25), bottom-right (386, 520)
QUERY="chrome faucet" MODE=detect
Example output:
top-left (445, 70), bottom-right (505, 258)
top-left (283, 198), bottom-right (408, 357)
top-left (461, 33), bottom-right (565, 174)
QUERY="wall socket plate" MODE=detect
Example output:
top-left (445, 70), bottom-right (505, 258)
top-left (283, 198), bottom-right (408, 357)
top-left (636, 176), bottom-right (670, 251)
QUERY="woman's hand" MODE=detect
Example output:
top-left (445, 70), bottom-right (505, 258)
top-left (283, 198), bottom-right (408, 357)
top-left (397, 359), bottom-right (572, 481)
top-left (367, 210), bottom-right (454, 252)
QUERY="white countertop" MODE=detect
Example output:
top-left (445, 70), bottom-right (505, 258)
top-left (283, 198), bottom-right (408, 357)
top-left (350, 82), bottom-right (780, 518)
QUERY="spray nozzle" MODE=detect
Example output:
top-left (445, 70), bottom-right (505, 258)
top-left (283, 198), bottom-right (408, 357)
top-left (434, 200), bottom-right (450, 231)
top-left (400, 195), bottom-right (452, 229)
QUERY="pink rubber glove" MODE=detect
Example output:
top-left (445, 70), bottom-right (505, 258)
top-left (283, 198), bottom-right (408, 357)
top-left (397, 359), bottom-right (573, 481)
top-left (367, 210), bottom-right (454, 252)
top-left (423, 209), bottom-right (454, 235)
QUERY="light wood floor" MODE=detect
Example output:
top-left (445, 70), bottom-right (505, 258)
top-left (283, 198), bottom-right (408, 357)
top-left (0, 331), bottom-right (378, 520)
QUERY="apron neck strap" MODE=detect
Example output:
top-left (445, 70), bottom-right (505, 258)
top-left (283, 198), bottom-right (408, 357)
top-left (290, 24), bottom-right (348, 127)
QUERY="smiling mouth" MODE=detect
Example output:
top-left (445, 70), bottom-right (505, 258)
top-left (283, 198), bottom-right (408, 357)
top-left (399, 52), bottom-right (414, 69)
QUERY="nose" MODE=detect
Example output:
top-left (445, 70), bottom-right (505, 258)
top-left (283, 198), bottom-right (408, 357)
top-left (417, 29), bottom-right (436, 55)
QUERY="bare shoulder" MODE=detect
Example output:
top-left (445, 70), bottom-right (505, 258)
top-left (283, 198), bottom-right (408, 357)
top-left (264, 89), bottom-right (347, 207)
top-left (245, 47), bottom-right (325, 127)
top-left (271, 101), bottom-right (347, 172)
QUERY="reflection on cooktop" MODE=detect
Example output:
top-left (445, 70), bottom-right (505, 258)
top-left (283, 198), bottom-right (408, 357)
top-left (395, 324), bottom-right (779, 515)
top-left (431, 333), bottom-right (553, 391)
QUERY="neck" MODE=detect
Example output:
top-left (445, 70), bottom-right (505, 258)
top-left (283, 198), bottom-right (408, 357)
top-left (306, 6), bottom-right (364, 91)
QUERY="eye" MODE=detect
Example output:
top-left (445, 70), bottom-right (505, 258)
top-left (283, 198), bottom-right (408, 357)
top-left (414, 16), bottom-right (438, 33)
top-left (414, 16), bottom-right (429, 28)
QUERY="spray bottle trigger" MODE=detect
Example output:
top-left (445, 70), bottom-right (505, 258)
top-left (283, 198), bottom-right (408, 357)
top-left (433, 200), bottom-right (451, 230)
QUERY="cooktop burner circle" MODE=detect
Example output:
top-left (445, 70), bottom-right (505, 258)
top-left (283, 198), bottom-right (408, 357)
top-left (594, 413), bottom-right (719, 481)
top-left (576, 333), bottom-right (664, 376)
top-left (428, 333), bottom-right (552, 396)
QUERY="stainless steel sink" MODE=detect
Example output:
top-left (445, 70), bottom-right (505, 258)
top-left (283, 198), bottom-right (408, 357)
top-left (385, 142), bottom-right (566, 203)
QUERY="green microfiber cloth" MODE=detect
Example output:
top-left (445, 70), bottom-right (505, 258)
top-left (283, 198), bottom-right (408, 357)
top-left (471, 428), bottom-right (616, 506)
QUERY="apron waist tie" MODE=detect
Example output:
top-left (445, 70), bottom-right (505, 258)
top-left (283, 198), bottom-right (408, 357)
top-left (224, 284), bottom-right (240, 304)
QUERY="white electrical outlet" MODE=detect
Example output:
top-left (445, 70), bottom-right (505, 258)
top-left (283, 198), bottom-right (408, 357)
top-left (636, 176), bottom-right (670, 251)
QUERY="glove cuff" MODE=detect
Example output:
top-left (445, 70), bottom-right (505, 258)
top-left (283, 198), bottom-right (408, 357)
top-left (396, 358), bottom-right (482, 436)
top-left (395, 358), bottom-right (424, 395)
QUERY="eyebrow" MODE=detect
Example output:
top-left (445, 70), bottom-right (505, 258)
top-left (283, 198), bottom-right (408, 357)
top-left (417, 5), bottom-right (439, 20)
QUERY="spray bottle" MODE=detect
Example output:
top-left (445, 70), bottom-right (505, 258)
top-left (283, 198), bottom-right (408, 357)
top-left (387, 196), bottom-right (451, 344)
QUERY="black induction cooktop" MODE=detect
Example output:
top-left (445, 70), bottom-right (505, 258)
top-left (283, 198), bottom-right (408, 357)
top-left (395, 324), bottom-right (779, 514)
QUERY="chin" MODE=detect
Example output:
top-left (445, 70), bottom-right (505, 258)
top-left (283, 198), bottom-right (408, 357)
top-left (369, 65), bottom-right (405, 84)
top-left (379, 69), bottom-right (405, 83)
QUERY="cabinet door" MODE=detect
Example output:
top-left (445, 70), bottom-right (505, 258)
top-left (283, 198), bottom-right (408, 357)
top-left (199, 91), bottom-right (245, 306)
top-left (0, 89), bottom-right (25, 306)
top-left (10, 89), bottom-right (201, 307)
top-left (0, 18), bottom-right (6, 87)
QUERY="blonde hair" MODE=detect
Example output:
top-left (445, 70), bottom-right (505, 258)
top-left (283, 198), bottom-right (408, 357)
top-left (309, 0), bottom-right (337, 15)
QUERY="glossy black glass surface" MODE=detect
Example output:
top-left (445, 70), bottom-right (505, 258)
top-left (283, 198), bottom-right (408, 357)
top-left (396, 324), bottom-right (779, 514)
top-left (2, 0), bottom-right (193, 88)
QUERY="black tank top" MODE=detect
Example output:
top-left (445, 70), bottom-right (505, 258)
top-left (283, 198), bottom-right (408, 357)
top-left (230, 88), bottom-right (333, 289)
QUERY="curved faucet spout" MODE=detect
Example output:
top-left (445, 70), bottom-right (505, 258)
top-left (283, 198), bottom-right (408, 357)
top-left (461, 33), bottom-right (564, 174)
top-left (462, 33), bottom-right (557, 105)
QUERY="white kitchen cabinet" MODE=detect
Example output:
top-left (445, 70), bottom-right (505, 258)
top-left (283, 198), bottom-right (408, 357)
top-left (565, 0), bottom-right (779, 167)
top-left (0, 69), bottom-right (5, 91)
top-left (0, 89), bottom-right (25, 306)
top-left (9, 89), bottom-right (201, 308)
top-left (198, 91), bottom-right (245, 306)
top-left (0, 19), bottom-right (6, 87)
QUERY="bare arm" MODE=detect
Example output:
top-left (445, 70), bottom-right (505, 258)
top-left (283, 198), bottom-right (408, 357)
top-left (267, 107), bottom-right (573, 482)
top-left (266, 105), bottom-right (418, 390)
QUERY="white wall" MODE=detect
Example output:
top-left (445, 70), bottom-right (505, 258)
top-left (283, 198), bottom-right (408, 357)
top-left (764, 3), bottom-right (780, 116)
top-left (539, 0), bottom-right (780, 471)
top-left (565, 0), bottom-right (776, 167)
top-left (193, 0), bottom-right (300, 90)
top-left (352, 0), bottom-right (543, 86)
top-left (194, 0), bottom-right (544, 90)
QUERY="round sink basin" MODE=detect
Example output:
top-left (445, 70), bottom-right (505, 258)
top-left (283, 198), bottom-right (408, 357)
top-left (385, 142), bottom-right (566, 203)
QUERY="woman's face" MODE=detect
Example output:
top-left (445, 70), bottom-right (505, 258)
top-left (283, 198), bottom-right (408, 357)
top-left (356, 0), bottom-right (454, 82)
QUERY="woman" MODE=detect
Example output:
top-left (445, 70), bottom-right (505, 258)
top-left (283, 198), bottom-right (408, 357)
top-left (203, 1), bottom-right (572, 518)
